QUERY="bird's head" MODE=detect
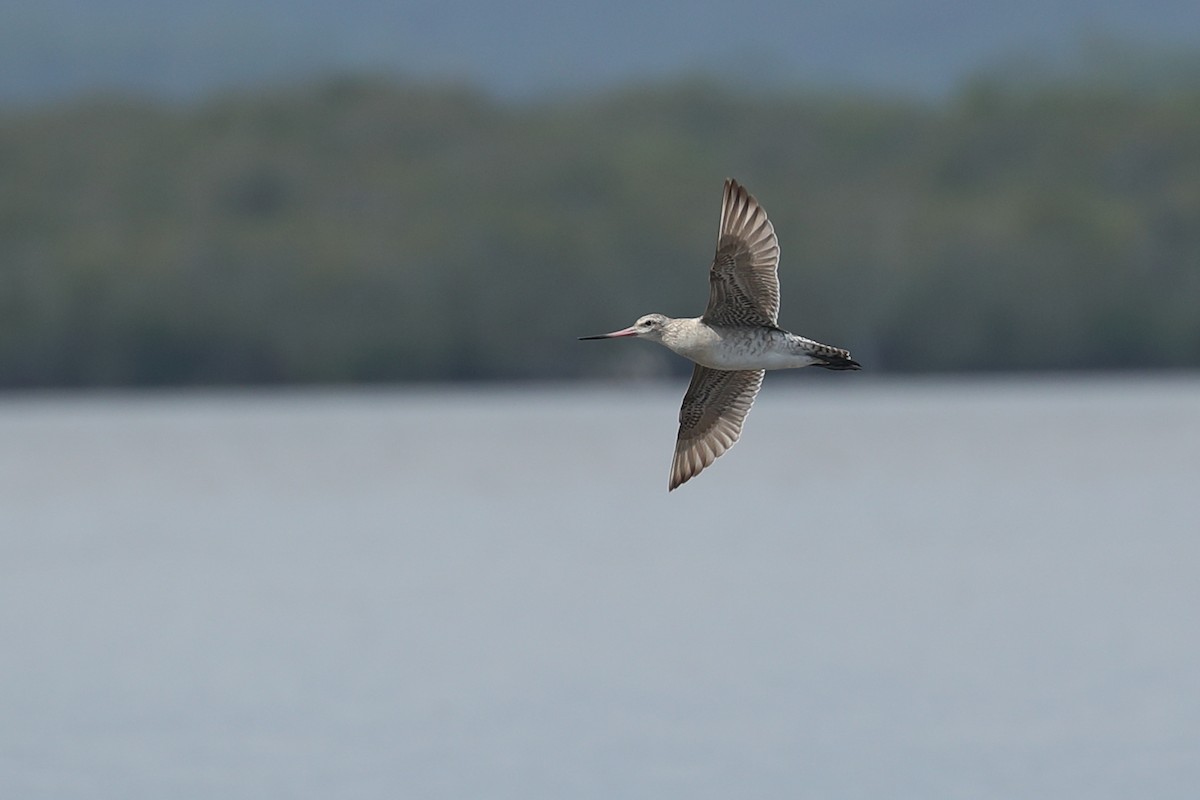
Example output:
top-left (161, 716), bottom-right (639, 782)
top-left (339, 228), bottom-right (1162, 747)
top-left (579, 313), bottom-right (669, 342)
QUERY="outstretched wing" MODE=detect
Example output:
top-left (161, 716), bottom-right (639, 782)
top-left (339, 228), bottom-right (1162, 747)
top-left (670, 365), bottom-right (765, 491)
top-left (702, 179), bottom-right (781, 327)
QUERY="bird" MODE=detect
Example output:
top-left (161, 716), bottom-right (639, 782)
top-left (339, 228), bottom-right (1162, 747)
top-left (580, 178), bottom-right (860, 491)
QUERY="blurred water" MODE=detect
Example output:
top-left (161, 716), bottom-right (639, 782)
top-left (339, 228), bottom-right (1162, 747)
top-left (1, 377), bottom-right (1198, 799)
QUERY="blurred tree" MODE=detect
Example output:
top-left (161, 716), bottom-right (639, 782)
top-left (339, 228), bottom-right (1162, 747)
top-left (1, 66), bottom-right (1199, 387)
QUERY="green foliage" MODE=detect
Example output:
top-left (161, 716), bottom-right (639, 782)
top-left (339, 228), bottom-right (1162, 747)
top-left (2, 72), bottom-right (1199, 386)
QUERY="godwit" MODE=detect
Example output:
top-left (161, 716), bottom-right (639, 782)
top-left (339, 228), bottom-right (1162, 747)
top-left (581, 178), bottom-right (860, 491)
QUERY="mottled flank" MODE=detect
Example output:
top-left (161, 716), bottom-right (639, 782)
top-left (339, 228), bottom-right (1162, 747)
top-left (581, 179), bottom-right (860, 490)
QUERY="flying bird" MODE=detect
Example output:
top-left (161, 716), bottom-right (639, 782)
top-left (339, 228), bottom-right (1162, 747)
top-left (581, 179), bottom-right (860, 490)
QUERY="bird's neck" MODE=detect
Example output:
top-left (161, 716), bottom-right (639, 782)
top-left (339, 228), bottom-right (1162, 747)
top-left (660, 317), bottom-right (713, 355)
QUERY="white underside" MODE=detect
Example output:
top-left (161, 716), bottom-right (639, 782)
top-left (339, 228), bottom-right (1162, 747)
top-left (687, 349), bottom-right (821, 371)
top-left (660, 322), bottom-right (821, 371)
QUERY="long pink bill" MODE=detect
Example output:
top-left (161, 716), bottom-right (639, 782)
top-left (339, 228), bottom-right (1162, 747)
top-left (578, 326), bottom-right (639, 340)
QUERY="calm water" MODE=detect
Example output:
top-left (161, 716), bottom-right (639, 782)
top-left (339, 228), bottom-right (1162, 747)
top-left (1, 377), bottom-right (1198, 799)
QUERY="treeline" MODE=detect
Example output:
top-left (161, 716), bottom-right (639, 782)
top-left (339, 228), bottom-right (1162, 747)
top-left (2, 71), bottom-right (1199, 387)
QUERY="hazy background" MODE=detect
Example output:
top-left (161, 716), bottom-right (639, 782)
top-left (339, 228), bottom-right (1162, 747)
top-left (3, 0), bottom-right (1200, 386)
top-left (3, 3), bottom-right (1200, 799)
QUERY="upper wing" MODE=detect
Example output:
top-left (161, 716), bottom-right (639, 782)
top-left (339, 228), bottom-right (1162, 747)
top-left (670, 365), bottom-right (765, 491)
top-left (702, 179), bottom-right (781, 327)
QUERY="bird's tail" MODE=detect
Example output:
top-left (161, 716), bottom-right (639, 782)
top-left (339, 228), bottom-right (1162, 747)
top-left (805, 340), bottom-right (861, 370)
top-left (817, 353), bottom-right (862, 370)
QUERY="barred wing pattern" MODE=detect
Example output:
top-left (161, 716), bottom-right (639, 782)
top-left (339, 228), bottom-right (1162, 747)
top-left (670, 365), bottom-right (765, 491)
top-left (702, 179), bottom-right (781, 327)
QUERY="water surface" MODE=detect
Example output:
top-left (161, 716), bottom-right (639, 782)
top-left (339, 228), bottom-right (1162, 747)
top-left (2, 377), bottom-right (1198, 798)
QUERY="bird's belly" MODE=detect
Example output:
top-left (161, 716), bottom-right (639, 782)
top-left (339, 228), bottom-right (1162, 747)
top-left (665, 326), bottom-right (820, 371)
top-left (685, 344), bottom-right (818, 371)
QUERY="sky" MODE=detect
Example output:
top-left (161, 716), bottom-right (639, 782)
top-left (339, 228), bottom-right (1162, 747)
top-left (5, 0), bottom-right (1200, 103)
